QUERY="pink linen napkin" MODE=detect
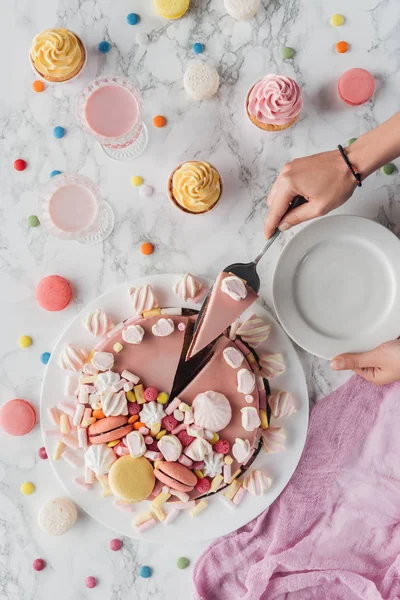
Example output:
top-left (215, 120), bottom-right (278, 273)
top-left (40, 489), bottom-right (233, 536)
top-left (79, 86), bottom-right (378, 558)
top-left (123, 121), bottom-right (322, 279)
top-left (194, 377), bottom-right (400, 600)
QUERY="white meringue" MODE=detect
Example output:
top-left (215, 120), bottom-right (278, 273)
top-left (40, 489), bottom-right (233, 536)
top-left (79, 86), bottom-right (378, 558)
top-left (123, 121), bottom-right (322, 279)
top-left (223, 346), bottom-right (244, 369)
top-left (102, 390), bottom-right (128, 417)
top-left (173, 273), bottom-right (204, 302)
top-left (158, 434), bottom-right (182, 462)
top-left (122, 324), bottom-right (145, 345)
top-left (186, 424), bottom-right (204, 438)
top-left (236, 314), bottom-right (271, 348)
top-left (139, 401), bottom-right (165, 427)
top-left (129, 284), bottom-right (158, 316)
top-left (83, 309), bottom-right (114, 337)
top-left (237, 369), bottom-right (256, 394)
top-left (232, 438), bottom-right (251, 463)
top-left (59, 345), bottom-right (88, 372)
top-left (202, 451), bottom-right (224, 477)
top-left (243, 469), bottom-right (272, 496)
top-left (125, 431), bottom-right (147, 458)
top-left (245, 395), bottom-right (254, 403)
top-left (152, 318), bottom-right (175, 337)
top-left (95, 371), bottom-right (120, 393)
top-left (268, 391), bottom-right (296, 418)
top-left (84, 444), bottom-right (116, 476)
top-left (221, 275), bottom-right (247, 301)
top-left (185, 437), bottom-right (212, 461)
top-left (262, 427), bottom-right (286, 453)
top-left (91, 351), bottom-right (114, 372)
top-left (240, 407), bottom-right (261, 432)
top-left (259, 353), bottom-right (286, 378)
top-left (192, 391), bottom-right (232, 432)
top-left (224, 0), bottom-right (261, 21)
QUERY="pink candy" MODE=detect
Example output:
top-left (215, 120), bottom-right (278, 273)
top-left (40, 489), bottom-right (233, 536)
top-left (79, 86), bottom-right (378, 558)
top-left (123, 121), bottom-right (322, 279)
top-left (115, 444), bottom-right (129, 457)
top-left (78, 427), bottom-right (88, 448)
top-left (139, 427), bottom-right (149, 435)
top-left (169, 489), bottom-right (190, 503)
top-left (109, 538), bottom-right (122, 551)
top-left (62, 434), bottom-right (79, 450)
top-left (178, 454), bottom-right (193, 468)
top-left (32, 558), bottom-right (46, 572)
top-left (62, 449), bottom-right (81, 469)
top-left (85, 466), bottom-right (95, 484)
top-left (144, 451), bottom-right (163, 461)
top-left (47, 407), bottom-right (60, 426)
top-left (175, 500), bottom-right (196, 511)
top-left (145, 436), bottom-right (154, 445)
top-left (165, 397), bottom-right (181, 416)
top-left (171, 423), bottom-right (188, 435)
top-left (144, 386), bottom-right (158, 402)
top-left (85, 576), bottom-right (97, 589)
top-left (151, 479), bottom-right (164, 497)
top-left (136, 517), bottom-right (157, 533)
top-left (73, 404), bottom-right (85, 426)
top-left (233, 486), bottom-right (246, 505)
top-left (164, 508), bottom-right (180, 524)
top-left (38, 447), bottom-right (48, 459)
top-left (58, 402), bottom-right (75, 417)
top-left (121, 369), bottom-right (140, 384)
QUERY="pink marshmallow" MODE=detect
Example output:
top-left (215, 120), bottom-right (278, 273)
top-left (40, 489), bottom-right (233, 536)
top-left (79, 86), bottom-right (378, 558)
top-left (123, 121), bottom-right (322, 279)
top-left (123, 382), bottom-right (133, 392)
top-left (62, 449), bottom-right (81, 469)
top-left (164, 508), bottom-right (180, 525)
top-left (64, 374), bottom-right (77, 396)
top-left (73, 404), bottom-right (85, 426)
top-left (111, 379), bottom-right (125, 392)
top-left (106, 323), bottom-right (124, 338)
top-left (171, 423), bottom-right (188, 435)
top-left (58, 402), bottom-right (75, 417)
top-left (139, 427), bottom-right (149, 435)
top-left (78, 427), bottom-right (88, 448)
top-left (121, 370), bottom-right (140, 385)
top-left (145, 436), bottom-right (154, 445)
top-left (85, 466), bottom-right (95, 484)
top-left (151, 479), bottom-right (164, 497)
top-left (144, 451), bottom-right (163, 461)
top-left (229, 318), bottom-right (241, 340)
top-left (136, 517), bottom-right (157, 533)
top-left (115, 445), bottom-right (130, 457)
top-left (62, 434), bottom-right (79, 450)
top-left (174, 500), bottom-right (196, 511)
top-left (47, 407), bottom-right (60, 426)
top-left (256, 374), bottom-right (265, 391)
top-left (78, 388), bottom-right (88, 405)
top-left (233, 486), bottom-right (246, 505)
top-left (73, 477), bottom-right (92, 491)
top-left (169, 489), bottom-right (190, 503)
top-left (44, 429), bottom-right (60, 437)
top-left (114, 500), bottom-right (136, 512)
top-left (178, 454), bottom-right (193, 468)
top-left (165, 397), bottom-right (181, 416)
top-left (223, 463), bottom-right (232, 484)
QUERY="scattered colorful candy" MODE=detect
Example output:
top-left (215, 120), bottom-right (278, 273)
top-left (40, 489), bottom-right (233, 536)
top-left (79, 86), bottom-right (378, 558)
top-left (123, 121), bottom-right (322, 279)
top-left (27, 215), bottom-right (40, 228)
top-left (348, 137), bottom-right (357, 145)
top-left (140, 242), bottom-right (154, 255)
top-left (140, 185), bottom-right (154, 197)
top-left (139, 565), bottom-right (152, 579)
top-left (382, 163), bottom-right (395, 175)
top-left (14, 159), bottom-right (27, 171)
top-left (53, 126), bottom-right (65, 139)
top-left (40, 352), bottom-right (51, 364)
top-left (136, 33), bottom-right (149, 46)
top-left (193, 42), bottom-right (204, 54)
top-left (127, 13), bottom-right (140, 25)
top-left (330, 14), bottom-right (344, 26)
top-left (19, 335), bottom-right (32, 348)
top-left (38, 447), bottom-right (48, 459)
top-left (336, 41), bottom-right (349, 54)
top-left (85, 576), bottom-right (97, 589)
top-left (109, 538), bottom-right (122, 551)
top-left (21, 481), bottom-right (35, 495)
top-left (50, 170), bottom-right (62, 178)
top-left (36, 275), bottom-right (72, 312)
top-left (32, 558), bottom-right (46, 571)
top-left (153, 115), bottom-right (167, 128)
top-left (177, 557), bottom-right (190, 570)
top-left (132, 175), bottom-right (143, 187)
top-left (98, 41), bottom-right (111, 53)
top-left (281, 47), bottom-right (294, 59)
top-left (32, 80), bottom-right (45, 93)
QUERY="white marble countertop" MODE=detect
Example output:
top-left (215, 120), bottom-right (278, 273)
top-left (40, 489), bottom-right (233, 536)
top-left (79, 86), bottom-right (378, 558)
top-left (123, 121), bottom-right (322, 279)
top-left (1, 0), bottom-right (400, 598)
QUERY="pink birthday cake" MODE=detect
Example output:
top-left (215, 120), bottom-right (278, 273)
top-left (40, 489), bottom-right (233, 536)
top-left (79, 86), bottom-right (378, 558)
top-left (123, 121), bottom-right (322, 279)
top-left (46, 272), bottom-right (297, 531)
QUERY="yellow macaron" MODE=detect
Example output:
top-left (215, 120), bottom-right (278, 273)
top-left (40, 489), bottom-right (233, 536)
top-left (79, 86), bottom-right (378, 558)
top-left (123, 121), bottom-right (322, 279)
top-left (154, 0), bottom-right (190, 19)
top-left (109, 456), bottom-right (155, 502)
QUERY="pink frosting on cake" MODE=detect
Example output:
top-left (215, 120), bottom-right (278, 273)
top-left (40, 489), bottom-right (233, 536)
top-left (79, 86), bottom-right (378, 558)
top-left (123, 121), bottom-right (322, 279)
top-left (247, 74), bottom-right (303, 126)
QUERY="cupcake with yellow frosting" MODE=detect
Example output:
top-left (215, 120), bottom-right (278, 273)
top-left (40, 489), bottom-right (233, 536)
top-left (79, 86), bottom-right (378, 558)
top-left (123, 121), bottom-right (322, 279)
top-left (30, 28), bottom-right (86, 83)
top-left (168, 161), bottom-right (222, 215)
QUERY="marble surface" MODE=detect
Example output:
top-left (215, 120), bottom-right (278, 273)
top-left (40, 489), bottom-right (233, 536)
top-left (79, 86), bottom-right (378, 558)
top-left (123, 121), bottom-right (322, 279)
top-left (1, 0), bottom-right (400, 598)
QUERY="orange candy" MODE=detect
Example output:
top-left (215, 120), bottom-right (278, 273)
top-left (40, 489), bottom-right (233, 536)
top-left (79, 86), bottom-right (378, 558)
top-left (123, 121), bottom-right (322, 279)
top-left (93, 409), bottom-right (105, 419)
top-left (336, 41), bottom-right (349, 54)
top-left (133, 421), bottom-right (146, 430)
top-left (32, 80), bottom-right (45, 92)
top-left (128, 415), bottom-right (140, 424)
top-left (140, 242), bottom-right (154, 256)
top-left (152, 115), bottom-right (167, 128)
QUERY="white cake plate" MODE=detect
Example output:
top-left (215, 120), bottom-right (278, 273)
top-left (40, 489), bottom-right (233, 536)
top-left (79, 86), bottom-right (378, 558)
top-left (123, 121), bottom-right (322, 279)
top-left (40, 274), bottom-right (309, 543)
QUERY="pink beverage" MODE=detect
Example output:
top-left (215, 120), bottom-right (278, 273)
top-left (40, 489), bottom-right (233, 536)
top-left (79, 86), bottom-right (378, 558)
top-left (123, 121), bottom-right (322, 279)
top-left (84, 84), bottom-right (139, 138)
top-left (49, 183), bottom-right (98, 233)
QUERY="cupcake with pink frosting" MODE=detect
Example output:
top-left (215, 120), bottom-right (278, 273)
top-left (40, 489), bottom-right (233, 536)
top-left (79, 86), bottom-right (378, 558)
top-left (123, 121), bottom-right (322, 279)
top-left (246, 74), bottom-right (303, 131)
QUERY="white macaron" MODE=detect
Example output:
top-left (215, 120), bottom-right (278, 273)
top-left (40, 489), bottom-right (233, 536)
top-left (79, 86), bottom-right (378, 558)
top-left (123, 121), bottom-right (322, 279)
top-left (183, 62), bottom-right (220, 100)
top-left (224, 0), bottom-right (261, 21)
top-left (38, 497), bottom-right (77, 535)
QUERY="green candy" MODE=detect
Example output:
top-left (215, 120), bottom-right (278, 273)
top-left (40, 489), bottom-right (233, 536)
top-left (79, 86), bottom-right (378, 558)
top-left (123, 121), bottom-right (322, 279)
top-left (382, 163), bottom-right (395, 175)
top-left (281, 47), bottom-right (294, 60)
top-left (348, 137), bottom-right (357, 145)
top-left (27, 215), bottom-right (40, 227)
top-left (177, 557), bottom-right (190, 570)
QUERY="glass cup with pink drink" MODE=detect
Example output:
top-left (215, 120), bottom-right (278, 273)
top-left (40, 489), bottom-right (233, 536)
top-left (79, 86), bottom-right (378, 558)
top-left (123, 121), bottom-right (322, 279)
top-left (38, 173), bottom-right (114, 244)
top-left (77, 76), bottom-right (148, 161)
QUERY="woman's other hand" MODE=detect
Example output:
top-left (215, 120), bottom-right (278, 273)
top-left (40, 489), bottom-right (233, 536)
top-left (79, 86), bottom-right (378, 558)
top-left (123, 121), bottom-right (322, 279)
top-left (331, 339), bottom-right (400, 385)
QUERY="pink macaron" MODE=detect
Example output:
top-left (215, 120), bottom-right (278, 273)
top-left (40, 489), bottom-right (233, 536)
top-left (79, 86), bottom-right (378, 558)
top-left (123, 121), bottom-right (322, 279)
top-left (0, 399), bottom-right (36, 436)
top-left (88, 415), bottom-right (134, 445)
top-left (154, 462), bottom-right (197, 492)
top-left (338, 68), bottom-right (375, 106)
top-left (36, 275), bottom-right (72, 312)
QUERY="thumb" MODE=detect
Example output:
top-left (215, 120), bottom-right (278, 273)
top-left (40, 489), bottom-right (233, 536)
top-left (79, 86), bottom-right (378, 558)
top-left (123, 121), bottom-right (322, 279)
top-left (330, 349), bottom-right (379, 371)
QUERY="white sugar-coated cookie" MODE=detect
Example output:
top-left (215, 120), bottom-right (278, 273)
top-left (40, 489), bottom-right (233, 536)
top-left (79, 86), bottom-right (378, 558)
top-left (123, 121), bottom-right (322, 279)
top-left (38, 497), bottom-right (77, 535)
top-left (224, 0), bottom-right (260, 20)
top-left (184, 62), bottom-right (219, 100)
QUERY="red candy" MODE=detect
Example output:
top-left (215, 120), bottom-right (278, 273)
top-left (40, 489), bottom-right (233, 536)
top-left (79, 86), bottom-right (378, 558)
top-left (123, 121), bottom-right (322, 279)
top-left (192, 460), bottom-right (205, 470)
top-left (177, 430), bottom-right (195, 447)
top-left (38, 447), bottom-right (48, 459)
top-left (195, 477), bottom-right (211, 493)
top-left (146, 440), bottom-right (159, 452)
top-left (128, 402), bottom-right (141, 415)
top-left (85, 576), bottom-right (97, 589)
top-left (161, 415), bottom-right (178, 432)
top-left (32, 558), bottom-right (46, 571)
top-left (109, 538), bottom-right (122, 551)
top-left (214, 439), bottom-right (230, 455)
top-left (144, 387), bottom-right (158, 402)
top-left (14, 159), bottom-right (27, 171)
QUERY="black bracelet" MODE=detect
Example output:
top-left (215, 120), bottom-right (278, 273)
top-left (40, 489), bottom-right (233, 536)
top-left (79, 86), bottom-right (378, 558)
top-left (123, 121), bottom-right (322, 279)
top-left (338, 145), bottom-right (362, 187)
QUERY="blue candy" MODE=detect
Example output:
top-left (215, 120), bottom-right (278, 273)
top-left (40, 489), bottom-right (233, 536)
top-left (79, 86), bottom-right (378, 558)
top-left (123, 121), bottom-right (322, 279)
top-left (98, 41), bottom-right (111, 54)
top-left (139, 565), bottom-right (152, 579)
top-left (41, 352), bottom-right (51, 365)
top-left (53, 126), bottom-right (65, 139)
top-left (50, 170), bottom-right (62, 178)
top-left (127, 13), bottom-right (139, 25)
top-left (193, 42), bottom-right (204, 54)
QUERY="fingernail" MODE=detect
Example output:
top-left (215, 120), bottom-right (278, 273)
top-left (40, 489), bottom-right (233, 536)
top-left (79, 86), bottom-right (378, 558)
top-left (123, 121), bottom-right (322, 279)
top-left (279, 222), bottom-right (292, 232)
top-left (330, 358), bottom-right (345, 370)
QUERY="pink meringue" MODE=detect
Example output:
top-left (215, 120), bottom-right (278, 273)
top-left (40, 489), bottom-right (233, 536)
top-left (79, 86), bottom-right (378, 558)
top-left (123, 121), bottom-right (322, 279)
top-left (184, 437), bottom-right (212, 461)
top-left (152, 318), bottom-right (175, 337)
top-left (101, 390), bottom-right (128, 417)
top-left (83, 309), bottom-right (114, 337)
top-left (192, 391), bottom-right (232, 432)
top-left (125, 431), bottom-right (147, 458)
top-left (243, 469), bottom-right (272, 496)
top-left (158, 434), bottom-right (182, 462)
top-left (221, 275), bottom-right (248, 301)
top-left (122, 324), bottom-right (144, 345)
top-left (129, 284), bottom-right (158, 316)
top-left (240, 407), bottom-right (261, 432)
top-left (223, 346), bottom-right (244, 369)
top-left (232, 438), bottom-right (251, 463)
top-left (268, 391), bottom-right (296, 418)
top-left (59, 344), bottom-right (88, 372)
top-left (236, 314), bottom-right (271, 348)
top-left (95, 371), bottom-right (120, 393)
top-left (247, 74), bottom-right (303, 126)
top-left (237, 369), bottom-right (256, 394)
top-left (173, 273), bottom-right (204, 302)
top-left (262, 427), bottom-right (286, 453)
top-left (91, 351), bottom-right (114, 372)
top-left (259, 353), bottom-right (286, 378)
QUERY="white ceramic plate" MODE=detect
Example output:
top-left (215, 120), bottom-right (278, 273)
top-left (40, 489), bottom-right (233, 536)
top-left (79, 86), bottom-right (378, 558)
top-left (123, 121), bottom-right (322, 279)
top-left (273, 215), bottom-right (400, 359)
top-left (40, 274), bottom-right (309, 543)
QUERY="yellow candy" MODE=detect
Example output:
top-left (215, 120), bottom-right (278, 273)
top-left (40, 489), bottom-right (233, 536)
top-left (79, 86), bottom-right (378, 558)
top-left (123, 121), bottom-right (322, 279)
top-left (152, 491), bottom-right (170, 508)
top-left (142, 308), bottom-right (161, 317)
top-left (157, 392), bottom-right (169, 405)
top-left (330, 13), bottom-right (344, 26)
top-left (131, 175), bottom-right (143, 186)
top-left (230, 469), bottom-right (241, 483)
top-left (189, 499), bottom-right (208, 518)
top-left (134, 510), bottom-right (154, 527)
top-left (224, 455), bottom-right (233, 465)
top-left (210, 474), bottom-right (223, 493)
top-left (126, 391), bottom-right (136, 403)
top-left (260, 409), bottom-right (269, 430)
top-left (21, 481), bottom-right (35, 495)
top-left (113, 342), bottom-right (123, 353)
top-left (194, 469), bottom-right (204, 479)
top-left (107, 440), bottom-right (119, 447)
top-left (19, 335), bottom-right (32, 348)
top-left (224, 479), bottom-right (241, 501)
top-left (151, 423), bottom-right (161, 436)
top-left (156, 429), bottom-right (167, 440)
top-left (153, 506), bottom-right (166, 521)
top-left (134, 384), bottom-right (145, 404)
top-left (209, 432), bottom-right (219, 445)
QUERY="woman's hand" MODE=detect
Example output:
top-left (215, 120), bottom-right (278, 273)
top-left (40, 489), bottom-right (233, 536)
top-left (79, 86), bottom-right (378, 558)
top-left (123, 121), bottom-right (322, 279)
top-left (264, 149), bottom-right (357, 239)
top-left (331, 340), bottom-right (400, 385)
